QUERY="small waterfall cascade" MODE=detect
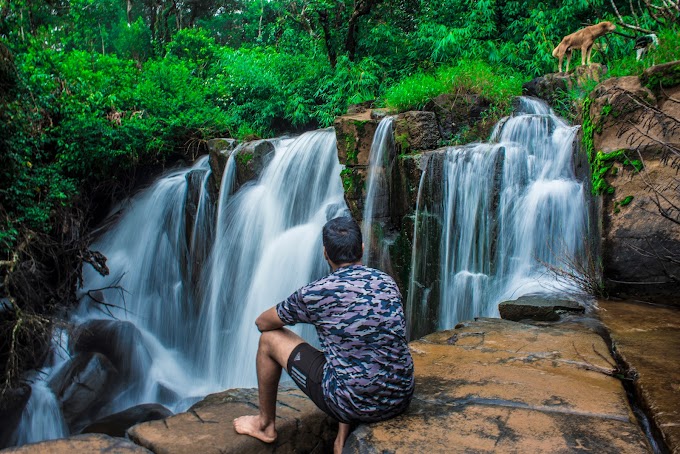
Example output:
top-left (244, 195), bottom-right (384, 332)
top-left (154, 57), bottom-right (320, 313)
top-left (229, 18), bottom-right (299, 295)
top-left (404, 159), bottom-right (434, 339)
top-left (198, 129), bottom-right (346, 387)
top-left (12, 129), bottom-right (347, 445)
top-left (9, 330), bottom-right (70, 445)
top-left (410, 97), bottom-right (587, 332)
top-left (362, 117), bottom-right (395, 268)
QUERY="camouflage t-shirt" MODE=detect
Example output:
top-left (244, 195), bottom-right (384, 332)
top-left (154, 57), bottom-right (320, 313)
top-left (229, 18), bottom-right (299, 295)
top-left (276, 264), bottom-right (415, 423)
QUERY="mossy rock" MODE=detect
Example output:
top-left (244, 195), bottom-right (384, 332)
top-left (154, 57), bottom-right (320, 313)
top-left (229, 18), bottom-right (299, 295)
top-left (333, 115), bottom-right (378, 166)
top-left (641, 60), bottom-right (680, 92)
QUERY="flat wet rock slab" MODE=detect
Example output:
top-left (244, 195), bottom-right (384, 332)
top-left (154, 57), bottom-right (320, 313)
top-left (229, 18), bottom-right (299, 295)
top-left (345, 317), bottom-right (650, 453)
top-left (599, 300), bottom-right (680, 454)
top-left (127, 387), bottom-right (335, 454)
top-left (1, 433), bottom-right (151, 453)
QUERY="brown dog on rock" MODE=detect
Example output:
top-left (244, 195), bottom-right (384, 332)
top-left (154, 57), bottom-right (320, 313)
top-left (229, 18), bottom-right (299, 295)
top-left (552, 21), bottom-right (617, 73)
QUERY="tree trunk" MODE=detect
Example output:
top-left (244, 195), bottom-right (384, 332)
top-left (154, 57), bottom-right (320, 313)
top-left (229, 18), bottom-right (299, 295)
top-left (344, 0), bottom-right (382, 61)
top-left (318, 9), bottom-right (337, 68)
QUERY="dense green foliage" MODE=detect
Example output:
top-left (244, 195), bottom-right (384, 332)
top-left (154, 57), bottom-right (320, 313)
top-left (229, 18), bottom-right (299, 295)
top-left (382, 60), bottom-right (523, 111)
top-left (0, 0), bottom-right (679, 257)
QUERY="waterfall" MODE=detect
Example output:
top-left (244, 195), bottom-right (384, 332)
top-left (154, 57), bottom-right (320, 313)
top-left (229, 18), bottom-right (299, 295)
top-left (198, 129), bottom-right (346, 387)
top-left (11, 129), bottom-right (347, 445)
top-left (362, 117), bottom-right (394, 267)
top-left (11, 96), bottom-right (588, 444)
top-left (410, 97), bottom-right (586, 332)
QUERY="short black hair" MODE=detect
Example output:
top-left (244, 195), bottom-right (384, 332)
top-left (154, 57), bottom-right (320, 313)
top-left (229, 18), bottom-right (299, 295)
top-left (322, 217), bottom-right (362, 264)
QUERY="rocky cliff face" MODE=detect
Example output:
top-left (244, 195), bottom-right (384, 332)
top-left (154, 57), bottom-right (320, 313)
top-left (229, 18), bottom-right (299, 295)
top-left (587, 61), bottom-right (680, 303)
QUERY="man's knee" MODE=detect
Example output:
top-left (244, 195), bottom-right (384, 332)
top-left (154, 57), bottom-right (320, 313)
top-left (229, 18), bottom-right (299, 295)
top-left (258, 328), bottom-right (304, 364)
top-left (258, 329), bottom-right (279, 353)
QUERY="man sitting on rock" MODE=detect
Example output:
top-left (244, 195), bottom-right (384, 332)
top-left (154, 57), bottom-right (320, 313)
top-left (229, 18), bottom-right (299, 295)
top-left (233, 216), bottom-right (415, 453)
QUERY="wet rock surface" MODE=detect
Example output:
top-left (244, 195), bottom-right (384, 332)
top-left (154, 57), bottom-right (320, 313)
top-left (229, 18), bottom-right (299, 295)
top-left (81, 403), bottom-right (173, 438)
top-left (598, 300), bottom-right (680, 454)
top-left (345, 317), bottom-right (650, 453)
top-left (207, 138), bottom-right (238, 191)
top-left (232, 139), bottom-right (276, 188)
top-left (127, 387), bottom-right (336, 454)
top-left (499, 294), bottom-right (585, 322)
top-left (1, 433), bottom-right (151, 453)
top-left (48, 351), bottom-right (119, 431)
top-left (393, 111), bottom-right (440, 153)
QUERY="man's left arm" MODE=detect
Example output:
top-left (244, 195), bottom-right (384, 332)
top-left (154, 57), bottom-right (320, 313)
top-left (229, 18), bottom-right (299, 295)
top-left (255, 307), bottom-right (286, 332)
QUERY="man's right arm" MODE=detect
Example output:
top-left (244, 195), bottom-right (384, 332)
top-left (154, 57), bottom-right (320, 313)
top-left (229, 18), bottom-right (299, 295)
top-left (255, 307), bottom-right (286, 332)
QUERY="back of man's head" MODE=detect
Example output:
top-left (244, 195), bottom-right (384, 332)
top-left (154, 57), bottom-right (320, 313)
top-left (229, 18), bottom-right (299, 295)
top-left (322, 217), bottom-right (362, 265)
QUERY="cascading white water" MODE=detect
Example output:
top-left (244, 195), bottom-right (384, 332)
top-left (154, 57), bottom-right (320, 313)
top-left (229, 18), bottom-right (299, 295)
top-left (9, 330), bottom-right (70, 445)
top-left (198, 129), bottom-right (346, 387)
top-left (12, 129), bottom-right (347, 444)
top-left (362, 117), bottom-right (394, 266)
top-left (436, 97), bottom-right (586, 329)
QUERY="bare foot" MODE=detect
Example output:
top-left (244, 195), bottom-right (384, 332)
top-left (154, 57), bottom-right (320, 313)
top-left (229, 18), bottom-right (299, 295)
top-left (233, 415), bottom-right (277, 443)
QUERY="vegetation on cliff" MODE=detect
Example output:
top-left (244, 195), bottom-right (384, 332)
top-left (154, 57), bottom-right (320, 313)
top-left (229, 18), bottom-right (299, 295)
top-left (0, 0), bottom-right (679, 392)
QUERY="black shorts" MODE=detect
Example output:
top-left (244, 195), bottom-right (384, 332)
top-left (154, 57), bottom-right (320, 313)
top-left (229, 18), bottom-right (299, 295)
top-left (287, 343), bottom-right (347, 422)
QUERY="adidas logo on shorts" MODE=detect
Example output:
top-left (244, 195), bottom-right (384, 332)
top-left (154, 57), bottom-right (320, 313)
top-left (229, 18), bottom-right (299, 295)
top-left (294, 352), bottom-right (301, 362)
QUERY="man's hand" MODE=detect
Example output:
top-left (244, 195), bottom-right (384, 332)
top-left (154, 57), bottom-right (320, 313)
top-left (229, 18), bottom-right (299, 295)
top-left (255, 307), bottom-right (285, 332)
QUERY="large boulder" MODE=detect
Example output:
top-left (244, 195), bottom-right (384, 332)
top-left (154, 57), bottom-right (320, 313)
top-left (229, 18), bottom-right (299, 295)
top-left (69, 319), bottom-right (152, 384)
top-left (61, 320), bottom-right (155, 430)
top-left (499, 294), bottom-right (585, 322)
top-left (523, 63), bottom-right (608, 108)
top-left (81, 403), bottom-right (172, 437)
top-left (48, 352), bottom-right (118, 430)
top-left (334, 111), bottom-right (379, 167)
top-left (1, 433), bottom-right (151, 453)
top-left (127, 387), bottom-right (336, 454)
top-left (345, 317), bottom-right (649, 453)
top-left (640, 60), bottom-right (680, 92)
top-left (523, 73), bottom-right (570, 105)
top-left (588, 63), bottom-right (680, 302)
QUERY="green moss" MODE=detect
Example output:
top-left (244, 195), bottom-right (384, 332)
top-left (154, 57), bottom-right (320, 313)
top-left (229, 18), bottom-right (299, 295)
top-left (344, 133), bottom-right (358, 165)
top-left (620, 195), bottom-right (634, 206)
top-left (613, 195), bottom-right (634, 214)
top-left (642, 63), bottom-right (680, 91)
top-left (352, 119), bottom-right (368, 134)
top-left (395, 133), bottom-right (410, 154)
top-left (235, 152), bottom-right (253, 166)
top-left (340, 167), bottom-right (363, 195)
top-left (583, 97), bottom-right (645, 196)
top-left (590, 149), bottom-right (644, 196)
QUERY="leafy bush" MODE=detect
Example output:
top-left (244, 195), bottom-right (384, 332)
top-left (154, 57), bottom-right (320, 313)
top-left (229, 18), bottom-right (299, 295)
top-left (382, 60), bottom-right (524, 112)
